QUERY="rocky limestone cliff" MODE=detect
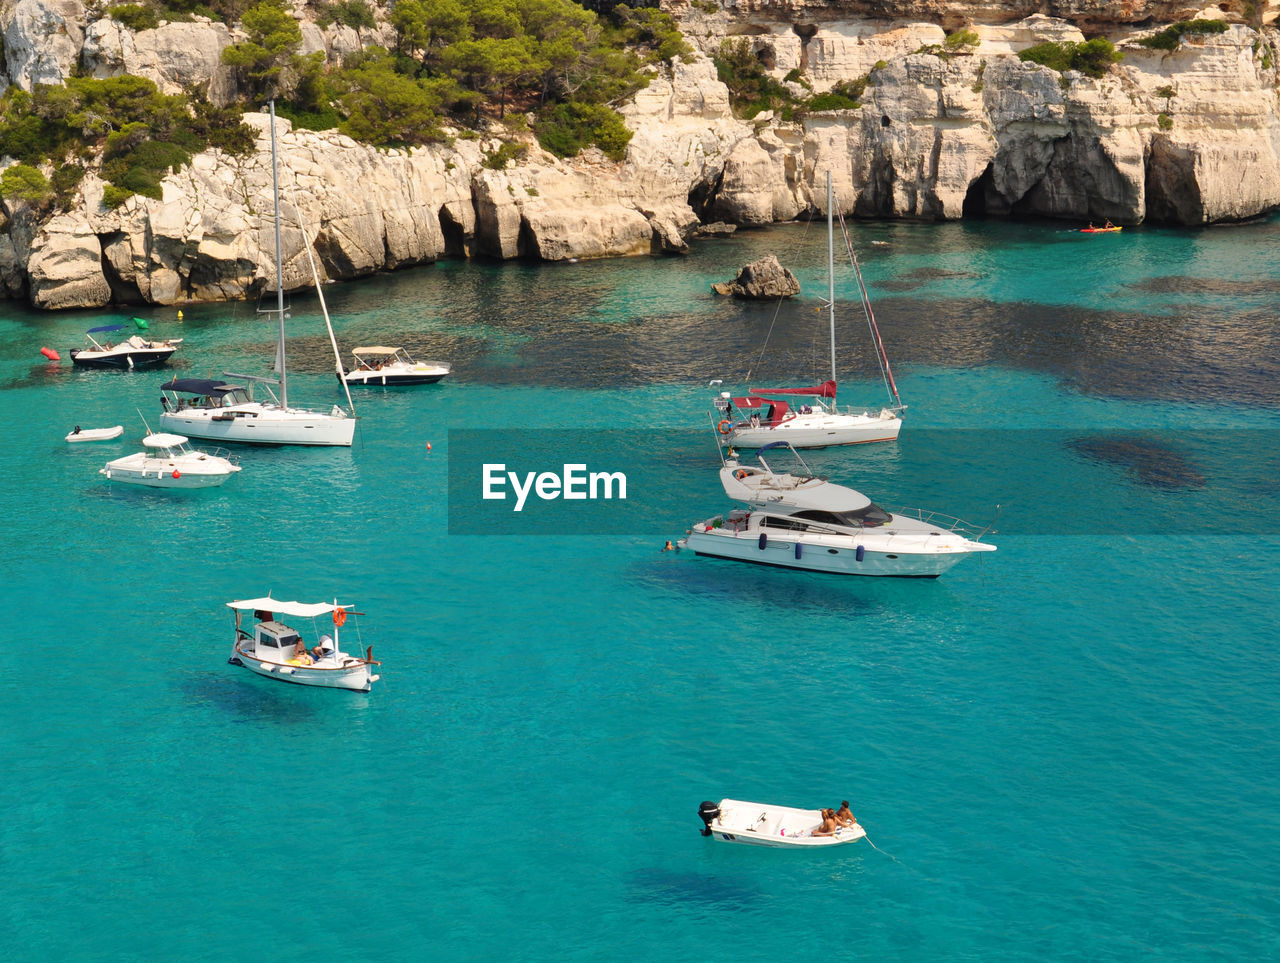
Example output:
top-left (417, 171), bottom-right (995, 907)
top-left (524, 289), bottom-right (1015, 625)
top-left (3, 0), bottom-right (1280, 309)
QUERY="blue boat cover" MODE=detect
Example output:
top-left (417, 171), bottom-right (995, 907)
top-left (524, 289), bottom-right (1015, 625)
top-left (87, 324), bottom-right (126, 334)
top-left (161, 378), bottom-right (237, 395)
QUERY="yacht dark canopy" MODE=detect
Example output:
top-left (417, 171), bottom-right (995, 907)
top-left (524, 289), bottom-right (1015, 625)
top-left (162, 378), bottom-right (237, 395)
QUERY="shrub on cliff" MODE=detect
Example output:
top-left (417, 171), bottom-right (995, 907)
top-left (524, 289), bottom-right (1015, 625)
top-left (1019, 38), bottom-right (1123, 78)
top-left (221, 0), bottom-right (304, 99)
top-left (535, 100), bottom-right (633, 160)
top-left (0, 163), bottom-right (52, 207)
top-left (714, 37), bottom-right (795, 118)
top-left (0, 77), bottom-right (254, 209)
top-left (1135, 19), bottom-right (1230, 52)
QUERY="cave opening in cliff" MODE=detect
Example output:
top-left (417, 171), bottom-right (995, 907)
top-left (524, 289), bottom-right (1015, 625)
top-left (963, 165), bottom-right (995, 217)
top-left (440, 205), bottom-right (467, 258)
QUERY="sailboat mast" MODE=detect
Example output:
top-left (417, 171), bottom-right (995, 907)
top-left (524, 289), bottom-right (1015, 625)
top-left (269, 99), bottom-right (288, 409)
top-left (826, 171), bottom-right (837, 406)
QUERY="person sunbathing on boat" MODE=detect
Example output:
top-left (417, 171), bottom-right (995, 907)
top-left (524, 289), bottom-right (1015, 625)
top-left (311, 634), bottom-right (334, 662)
top-left (835, 801), bottom-right (857, 826)
top-left (812, 809), bottom-right (841, 836)
top-left (292, 638), bottom-right (314, 665)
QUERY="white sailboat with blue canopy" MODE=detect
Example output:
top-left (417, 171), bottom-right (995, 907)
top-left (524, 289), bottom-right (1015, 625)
top-left (158, 102), bottom-right (356, 446)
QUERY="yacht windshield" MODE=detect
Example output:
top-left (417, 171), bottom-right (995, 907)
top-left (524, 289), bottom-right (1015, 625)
top-left (794, 504), bottom-right (892, 528)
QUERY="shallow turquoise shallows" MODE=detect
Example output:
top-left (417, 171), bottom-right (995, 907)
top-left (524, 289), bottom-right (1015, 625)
top-left (2, 216), bottom-right (1278, 960)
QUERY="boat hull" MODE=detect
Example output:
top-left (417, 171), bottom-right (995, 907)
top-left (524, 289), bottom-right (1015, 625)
top-left (69, 348), bottom-right (176, 369)
top-left (159, 408), bottom-right (355, 446)
top-left (101, 467), bottom-right (233, 488)
top-left (229, 647), bottom-right (378, 692)
top-left (726, 411), bottom-right (902, 449)
top-left (683, 527), bottom-right (972, 577)
top-left (340, 370), bottom-right (448, 386)
top-left (709, 826), bottom-right (865, 847)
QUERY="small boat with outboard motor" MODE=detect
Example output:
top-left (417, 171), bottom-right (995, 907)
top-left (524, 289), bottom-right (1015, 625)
top-left (697, 799), bottom-right (866, 847)
top-left (340, 346), bottom-right (451, 386)
top-left (69, 325), bottom-right (182, 369)
top-left (65, 425), bottom-right (124, 443)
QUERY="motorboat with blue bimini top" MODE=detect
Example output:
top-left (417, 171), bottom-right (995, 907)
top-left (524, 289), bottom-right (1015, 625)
top-left (710, 172), bottom-right (903, 449)
top-left (100, 432), bottom-right (240, 488)
top-left (158, 101), bottom-right (356, 447)
top-left (227, 596), bottom-right (381, 691)
top-left (69, 324), bottom-right (182, 369)
top-left (678, 442), bottom-right (996, 578)
top-left (697, 799), bottom-right (866, 848)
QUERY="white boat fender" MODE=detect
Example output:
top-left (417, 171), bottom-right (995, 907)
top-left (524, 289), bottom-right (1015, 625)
top-left (856, 545), bottom-right (865, 562)
top-left (697, 801), bottom-right (720, 836)
top-left (758, 533), bottom-right (768, 550)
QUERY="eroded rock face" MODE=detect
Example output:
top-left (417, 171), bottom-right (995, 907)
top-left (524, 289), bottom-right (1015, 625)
top-left (26, 215), bottom-right (111, 310)
top-left (1, 0), bottom-right (86, 90)
top-left (6, 7), bottom-right (1280, 308)
top-left (712, 254), bottom-right (801, 298)
top-left (80, 18), bottom-right (237, 102)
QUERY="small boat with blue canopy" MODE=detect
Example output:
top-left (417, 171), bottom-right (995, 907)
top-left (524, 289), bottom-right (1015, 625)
top-left (69, 324), bottom-right (182, 369)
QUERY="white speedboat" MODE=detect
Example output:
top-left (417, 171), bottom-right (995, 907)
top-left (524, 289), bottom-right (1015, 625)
top-left (69, 324), bottom-right (182, 369)
top-left (679, 442), bottom-right (996, 578)
top-left (340, 346), bottom-right (450, 386)
top-left (712, 172), bottom-right (903, 449)
top-left (226, 597), bottom-right (381, 692)
top-left (158, 102), bottom-right (356, 447)
top-left (66, 425), bottom-right (123, 443)
top-left (100, 433), bottom-right (240, 488)
top-left (697, 799), bottom-right (866, 848)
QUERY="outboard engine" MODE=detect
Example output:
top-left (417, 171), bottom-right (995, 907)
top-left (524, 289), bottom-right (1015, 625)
top-left (698, 800), bottom-right (720, 836)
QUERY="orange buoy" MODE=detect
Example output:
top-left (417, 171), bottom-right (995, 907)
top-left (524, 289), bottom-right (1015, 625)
top-left (171, 469), bottom-right (181, 479)
top-left (40, 347), bottom-right (60, 361)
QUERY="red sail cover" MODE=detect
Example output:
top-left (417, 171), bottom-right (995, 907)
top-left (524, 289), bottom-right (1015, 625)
top-left (749, 380), bottom-right (836, 399)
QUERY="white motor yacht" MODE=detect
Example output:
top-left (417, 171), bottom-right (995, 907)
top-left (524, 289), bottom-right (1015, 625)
top-left (679, 442), bottom-right (995, 578)
top-left (100, 433), bottom-right (240, 488)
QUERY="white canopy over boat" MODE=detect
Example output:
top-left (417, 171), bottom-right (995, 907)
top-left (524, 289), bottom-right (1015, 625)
top-left (226, 596), bottom-right (379, 691)
top-left (227, 597), bottom-right (348, 617)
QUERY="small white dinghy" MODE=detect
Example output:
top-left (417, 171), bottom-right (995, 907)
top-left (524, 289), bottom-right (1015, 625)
top-left (100, 433), bottom-right (240, 488)
top-left (698, 799), bottom-right (866, 848)
top-left (66, 425), bottom-right (123, 443)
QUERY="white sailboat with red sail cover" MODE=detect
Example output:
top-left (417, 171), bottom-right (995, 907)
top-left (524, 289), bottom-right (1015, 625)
top-left (712, 173), bottom-right (903, 449)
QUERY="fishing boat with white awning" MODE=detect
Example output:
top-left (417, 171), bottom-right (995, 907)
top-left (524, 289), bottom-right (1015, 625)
top-left (226, 597), bottom-right (381, 692)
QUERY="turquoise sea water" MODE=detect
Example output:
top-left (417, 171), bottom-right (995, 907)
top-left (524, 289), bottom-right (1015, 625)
top-left (2, 216), bottom-right (1278, 959)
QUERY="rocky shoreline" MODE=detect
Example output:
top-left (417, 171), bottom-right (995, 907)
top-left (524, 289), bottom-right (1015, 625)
top-left (3, 0), bottom-right (1280, 309)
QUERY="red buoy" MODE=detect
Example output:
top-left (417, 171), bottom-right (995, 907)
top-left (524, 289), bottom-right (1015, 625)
top-left (40, 347), bottom-right (60, 361)
top-left (171, 470), bottom-right (181, 479)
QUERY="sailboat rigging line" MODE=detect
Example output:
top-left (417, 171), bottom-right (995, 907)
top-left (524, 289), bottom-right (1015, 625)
top-left (744, 213), bottom-right (819, 385)
top-left (283, 184), bottom-right (357, 417)
top-left (268, 100), bottom-right (288, 409)
top-left (836, 208), bottom-right (901, 409)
